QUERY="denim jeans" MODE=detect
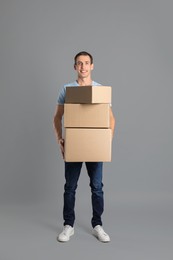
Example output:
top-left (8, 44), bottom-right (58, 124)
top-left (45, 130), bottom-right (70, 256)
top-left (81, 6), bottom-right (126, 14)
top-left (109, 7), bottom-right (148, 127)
top-left (63, 162), bottom-right (104, 228)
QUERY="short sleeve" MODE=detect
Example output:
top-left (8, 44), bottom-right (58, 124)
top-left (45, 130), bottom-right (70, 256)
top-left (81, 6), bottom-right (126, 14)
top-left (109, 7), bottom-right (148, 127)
top-left (57, 86), bottom-right (66, 105)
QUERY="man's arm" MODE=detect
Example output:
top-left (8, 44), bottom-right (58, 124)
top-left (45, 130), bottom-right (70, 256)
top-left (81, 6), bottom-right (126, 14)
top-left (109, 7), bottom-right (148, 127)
top-left (53, 104), bottom-right (64, 158)
top-left (110, 107), bottom-right (115, 139)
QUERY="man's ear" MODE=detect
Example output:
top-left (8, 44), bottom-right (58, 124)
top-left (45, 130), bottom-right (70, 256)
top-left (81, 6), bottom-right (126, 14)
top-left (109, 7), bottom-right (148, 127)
top-left (74, 64), bottom-right (76, 70)
top-left (91, 63), bottom-right (94, 70)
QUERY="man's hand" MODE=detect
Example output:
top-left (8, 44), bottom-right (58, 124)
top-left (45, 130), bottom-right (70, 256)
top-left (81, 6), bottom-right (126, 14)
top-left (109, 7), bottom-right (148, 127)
top-left (58, 138), bottom-right (65, 159)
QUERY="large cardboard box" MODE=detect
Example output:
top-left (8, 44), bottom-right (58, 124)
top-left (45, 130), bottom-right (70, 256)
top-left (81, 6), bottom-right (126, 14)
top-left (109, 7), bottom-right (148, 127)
top-left (64, 128), bottom-right (112, 162)
top-left (65, 86), bottom-right (111, 104)
top-left (64, 103), bottom-right (110, 128)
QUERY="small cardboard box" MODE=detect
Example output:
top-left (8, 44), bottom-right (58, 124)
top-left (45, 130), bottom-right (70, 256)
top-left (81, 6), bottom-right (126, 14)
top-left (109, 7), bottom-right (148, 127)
top-left (65, 86), bottom-right (111, 104)
top-left (64, 103), bottom-right (110, 128)
top-left (64, 128), bottom-right (112, 162)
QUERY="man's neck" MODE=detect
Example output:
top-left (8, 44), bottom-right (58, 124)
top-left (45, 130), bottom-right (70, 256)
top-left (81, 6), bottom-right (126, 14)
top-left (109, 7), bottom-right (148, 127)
top-left (77, 77), bottom-right (92, 86)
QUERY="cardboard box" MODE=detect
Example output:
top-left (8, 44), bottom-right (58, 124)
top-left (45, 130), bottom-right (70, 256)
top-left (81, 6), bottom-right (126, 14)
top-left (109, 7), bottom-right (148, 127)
top-left (64, 104), bottom-right (110, 128)
top-left (64, 128), bottom-right (112, 162)
top-left (65, 86), bottom-right (111, 104)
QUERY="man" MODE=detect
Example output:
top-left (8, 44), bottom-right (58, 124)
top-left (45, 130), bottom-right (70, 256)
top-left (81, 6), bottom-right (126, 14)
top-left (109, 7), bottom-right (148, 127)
top-left (53, 51), bottom-right (115, 242)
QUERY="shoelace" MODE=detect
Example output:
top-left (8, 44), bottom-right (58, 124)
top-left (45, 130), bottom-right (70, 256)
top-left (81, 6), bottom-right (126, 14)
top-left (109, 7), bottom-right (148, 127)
top-left (63, 226), bottom-right (72, 234)
top-left (96, 227), bottom-right (107, 236)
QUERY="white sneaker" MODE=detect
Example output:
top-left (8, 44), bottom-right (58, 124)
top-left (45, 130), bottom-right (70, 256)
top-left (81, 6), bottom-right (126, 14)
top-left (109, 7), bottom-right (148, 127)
top-left (57, 225), bottom-right (74, 242)
top-left (93, 225), bottom-right (110, 242)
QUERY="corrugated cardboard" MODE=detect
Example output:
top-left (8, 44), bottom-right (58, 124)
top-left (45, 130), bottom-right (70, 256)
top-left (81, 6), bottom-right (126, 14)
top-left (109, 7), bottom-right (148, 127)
top-left (64, 128), bottom-right (112, 162)
top-left (65, 86), bottom-right (111, 104)
top-left (64, 104), bottom-right (110, 128)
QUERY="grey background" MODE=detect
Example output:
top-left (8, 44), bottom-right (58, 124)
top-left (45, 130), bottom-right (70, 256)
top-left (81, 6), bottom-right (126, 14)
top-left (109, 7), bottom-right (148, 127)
top-left (0, 0), bottom-right (173, 259)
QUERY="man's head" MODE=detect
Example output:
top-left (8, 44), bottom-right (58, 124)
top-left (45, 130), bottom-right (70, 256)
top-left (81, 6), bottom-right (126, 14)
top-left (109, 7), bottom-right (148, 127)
top-left (74, 51), bottom-right (94, 80)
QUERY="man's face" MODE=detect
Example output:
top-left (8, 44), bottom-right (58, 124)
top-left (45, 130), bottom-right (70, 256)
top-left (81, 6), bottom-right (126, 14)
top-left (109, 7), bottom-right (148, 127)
top-left (74, 55), bottom-right (94, 79)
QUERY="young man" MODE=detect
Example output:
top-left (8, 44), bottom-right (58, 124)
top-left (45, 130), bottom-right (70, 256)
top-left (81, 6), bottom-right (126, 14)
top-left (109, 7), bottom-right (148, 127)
top-left (53, 51), bottom-right (115, 242)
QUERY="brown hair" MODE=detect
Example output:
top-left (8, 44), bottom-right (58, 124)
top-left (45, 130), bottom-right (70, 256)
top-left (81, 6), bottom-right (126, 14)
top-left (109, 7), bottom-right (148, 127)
top-left (74, 51), bottom-right (93, 65)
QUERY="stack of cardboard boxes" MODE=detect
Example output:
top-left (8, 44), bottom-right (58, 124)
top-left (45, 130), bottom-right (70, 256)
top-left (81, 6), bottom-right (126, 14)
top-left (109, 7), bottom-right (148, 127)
top-left (64, 86), bottom-right (112, 162)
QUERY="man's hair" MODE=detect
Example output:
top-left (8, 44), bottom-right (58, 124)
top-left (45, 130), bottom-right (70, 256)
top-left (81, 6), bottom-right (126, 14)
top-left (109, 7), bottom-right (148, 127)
top-left (74, 51), bottom-right (93, 65)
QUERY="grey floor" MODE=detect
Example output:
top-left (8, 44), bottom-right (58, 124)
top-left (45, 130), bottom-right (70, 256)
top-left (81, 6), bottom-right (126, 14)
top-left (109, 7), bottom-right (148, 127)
top-left (0, 195), bottom-right (173, 260)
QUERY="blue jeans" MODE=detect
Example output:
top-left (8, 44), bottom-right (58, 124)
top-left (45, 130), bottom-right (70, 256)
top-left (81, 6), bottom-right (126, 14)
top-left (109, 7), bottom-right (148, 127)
top-left (63, 162), bottom-right (104, 228)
